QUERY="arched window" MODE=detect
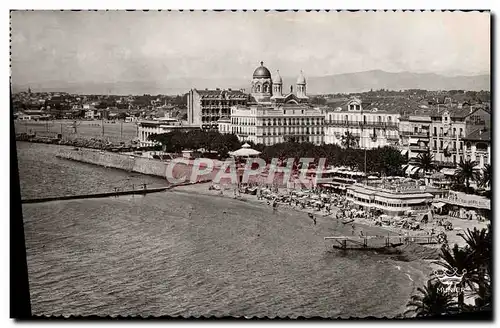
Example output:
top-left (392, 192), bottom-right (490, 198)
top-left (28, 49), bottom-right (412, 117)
top-left (257, 85), bottom-right (261, 92)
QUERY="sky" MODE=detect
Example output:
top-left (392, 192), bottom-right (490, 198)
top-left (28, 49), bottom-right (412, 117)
top-left (10, 10), bottom-right (490, 89)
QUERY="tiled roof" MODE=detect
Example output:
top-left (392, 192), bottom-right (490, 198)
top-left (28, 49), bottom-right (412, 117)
top-left (463, 127), bottom-right (491, 142)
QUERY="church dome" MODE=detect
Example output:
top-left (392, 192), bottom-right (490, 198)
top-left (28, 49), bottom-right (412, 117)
top-left (272, 70), bottom-right (283, 84)
top-left (296, 70), bottom-right (306, 84)
top-left (253, 61), bottom-right (272, 79)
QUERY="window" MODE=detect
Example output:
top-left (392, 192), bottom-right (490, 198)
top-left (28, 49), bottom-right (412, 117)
top-left (459, 128), bottom-right (463, 137)
top-left (453, 128), bottom-right (456, 137)
top-left (414, 127), bottom-right (418, 133)
top-left (460, 142), bottom-right (463, 150)
top-left (440, 141), bottom-right (443, 149)
top-left (433, 140), bottom-right (437, 149)
top-left (440, 127), bottom-right (443, 135)
top-left (433, 127), bottom-right (437, 136)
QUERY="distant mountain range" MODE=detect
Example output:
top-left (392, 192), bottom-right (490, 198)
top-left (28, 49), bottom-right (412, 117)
top-left (12, 70), bottom-right (490, 95)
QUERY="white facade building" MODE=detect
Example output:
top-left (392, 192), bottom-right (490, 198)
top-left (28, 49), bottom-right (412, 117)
top-left (324, 97), bottom-right (401, 149)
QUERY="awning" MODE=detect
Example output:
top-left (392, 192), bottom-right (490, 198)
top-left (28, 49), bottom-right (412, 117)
top-left (433, 202), bottom-right (446, 208)
top-left (441, 168), bottom-right (456, 176)
top-left (409, 138), bottom-right (419, 145)
top-left (400, 149), bottom-right (409, 156)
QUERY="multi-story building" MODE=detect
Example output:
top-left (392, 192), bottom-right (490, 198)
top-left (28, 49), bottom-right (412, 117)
top-left (398, 105), bottom-right (491, 167)
top-left (399, 110), bottom-right (432, 161)
top-left (324, 97), bottom-right (401, 149)
top-left (463, 126), bottom-right (490, 169)
top-left (230, 103), bottom-right (325, 145)
top-left (137, 117), bottom-right (199, 147)
top-left (186, 88), bottom-right (249, 130)
top-left (429, 106), bottom-right (490, 167)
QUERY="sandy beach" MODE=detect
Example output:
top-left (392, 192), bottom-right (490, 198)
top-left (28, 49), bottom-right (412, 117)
top-left (170, 181), bottom-right (488, 249)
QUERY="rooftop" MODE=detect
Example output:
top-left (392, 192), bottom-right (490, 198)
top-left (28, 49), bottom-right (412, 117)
top-left (463, 126), bottom-right (491, 142)
top-left (195, 88), bottom-right (248, 99)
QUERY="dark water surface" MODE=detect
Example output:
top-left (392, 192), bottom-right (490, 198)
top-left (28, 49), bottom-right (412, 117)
top-left (18, 142), bottom-right (427, 318)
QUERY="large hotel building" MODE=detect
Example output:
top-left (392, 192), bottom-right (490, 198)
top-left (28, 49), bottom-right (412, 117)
top-left (183, 61), bottom-right (491, 169)
top-left (188, 62), bottom-right (326, 145)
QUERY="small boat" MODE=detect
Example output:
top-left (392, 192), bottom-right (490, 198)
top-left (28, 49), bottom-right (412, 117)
top-left (341, 218), bottom-right (354, 224)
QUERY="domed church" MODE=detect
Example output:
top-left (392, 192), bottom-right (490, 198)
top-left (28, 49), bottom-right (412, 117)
top-left (250, 61), bottom-right (309, 105)
top-left (225, 61), bottom-right (325, 146)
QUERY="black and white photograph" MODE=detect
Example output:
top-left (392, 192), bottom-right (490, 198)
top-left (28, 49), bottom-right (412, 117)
top-left (10, 9), bottom-right (492, 319)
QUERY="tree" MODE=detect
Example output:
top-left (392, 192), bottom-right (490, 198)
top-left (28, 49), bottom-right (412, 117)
top-left (341, 131), bottom-right (358, 149)
top-left (405, 280), bottom-right (458, 317)
top-left (415, 150), bottom-right (435, 175)
top-left (477, 164), bottom-right (491, 190)
top-left (434, 244), bottom-right (474, 310)
top-left (460, 226), bottom-right (492, 310)
top-left (455, 159), bottom-right (480, 193)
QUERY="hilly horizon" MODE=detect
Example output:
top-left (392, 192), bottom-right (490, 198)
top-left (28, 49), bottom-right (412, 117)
top-left (12, 70), bottom-right (490, 96)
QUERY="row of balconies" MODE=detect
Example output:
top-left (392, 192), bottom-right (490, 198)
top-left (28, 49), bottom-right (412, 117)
top-left (431, 133), bottom-right (463, 138)
top-left (325, 120), bottom-right (399, 129)
top-left (261, 121), bottom-right (323, 126)
top-left (260, 130), bottom-right (324, 136)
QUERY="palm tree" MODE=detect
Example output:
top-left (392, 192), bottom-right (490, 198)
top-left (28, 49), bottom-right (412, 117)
top-left (477, 164), bottom-right (491, 190)
top-left (405, 280), bottom-right (458, 317)
top-left (434, 243), bottom-right (475, 310)
top-left (415, 150), bottom-right (435, 175)
top-left (341, 131), bottom-right (358, 149)
top-left (455, 159), bottom-right (480, 192)
top-left (460, 225), bottom-right (492, 309)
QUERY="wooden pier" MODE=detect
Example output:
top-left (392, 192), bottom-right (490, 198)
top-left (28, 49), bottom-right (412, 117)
top-left (324, 235), bottom-right (438, 250)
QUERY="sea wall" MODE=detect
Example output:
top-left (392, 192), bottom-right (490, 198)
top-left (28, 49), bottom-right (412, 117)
top-left (57, 148), bottom-right (219, 182)
top-left (56, 148), bottom-right (314, 187)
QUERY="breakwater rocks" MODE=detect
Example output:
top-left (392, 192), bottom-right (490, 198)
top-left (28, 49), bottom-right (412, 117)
top-left (56, 148), bottom-right (219, 182)
top-left (16, 133), bottom-right (135, 152)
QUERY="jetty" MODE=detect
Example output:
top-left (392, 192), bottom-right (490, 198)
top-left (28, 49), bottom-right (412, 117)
top-left (21, 186), bottom-right (170, 204)
top-left (324, 235), bottom-right (438, 250)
